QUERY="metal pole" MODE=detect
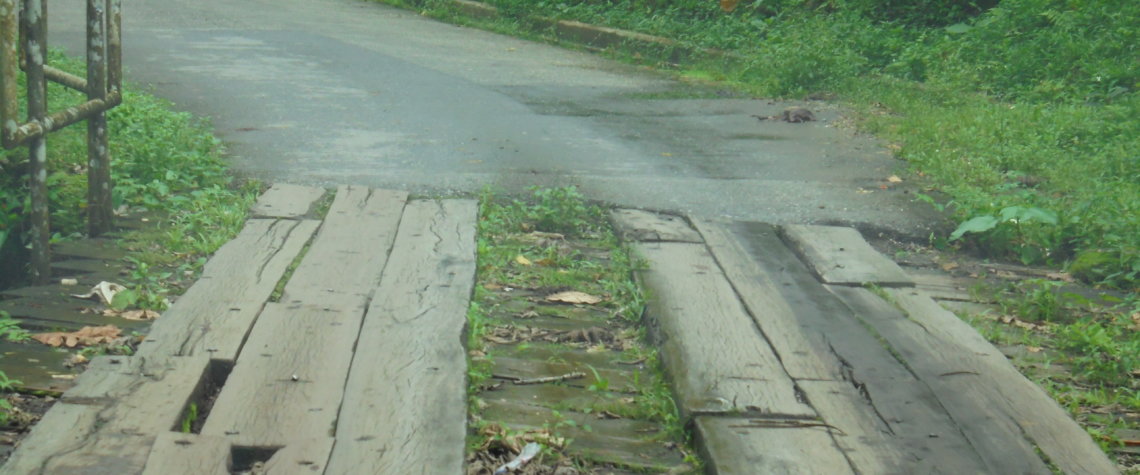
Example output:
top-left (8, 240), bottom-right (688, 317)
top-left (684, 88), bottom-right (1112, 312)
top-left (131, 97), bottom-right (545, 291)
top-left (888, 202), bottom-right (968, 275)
top-left (86, 0), bottom-right (111, 235)
top-left (23, 0), bottom-right (49, 284)
top-left (0, 0), bottom-right (17, 148)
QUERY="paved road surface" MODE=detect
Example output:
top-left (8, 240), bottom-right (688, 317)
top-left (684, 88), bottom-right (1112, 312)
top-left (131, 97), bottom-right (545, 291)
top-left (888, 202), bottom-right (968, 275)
top-left (47, 0), bottom-right (940, 237)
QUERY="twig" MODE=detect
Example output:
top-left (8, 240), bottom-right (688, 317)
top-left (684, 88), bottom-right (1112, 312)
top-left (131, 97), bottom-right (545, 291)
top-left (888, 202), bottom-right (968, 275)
top-left (513, 372), bottom-right (586, 385)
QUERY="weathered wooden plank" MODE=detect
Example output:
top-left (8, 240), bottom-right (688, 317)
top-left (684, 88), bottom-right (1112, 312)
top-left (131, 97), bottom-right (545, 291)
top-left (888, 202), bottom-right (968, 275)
top-left (141, 432), bottom-right (231, 475)
top-left (694, 219), bottom-right (844, 380)
top-left (0, 403), bottom-right (101, 474)
top-left (610, 208), bottom-right (702, 243)
top-left (136, 218), bottom-right (320, 361)
top-left (326, 200), bottom-right (477, 475)
top-left (201, 301), bottom-right (367, 446)
top-left (281, 186), bottom-right (407, 302)
top-left (480, 399), bottom-right (687, 471)
top-left (695, 220), bottom-right (992, 473)
top-left (6, 355), bottom-right (211, 474)
top-left (779, 224), bottom-right (912, 286)
top-left (0, 297), bottom-right (150, 331)
top-left (694, 416), bottom-right (853, 474)
top-left (884, 287), bottom-right (1119, 475)
top-left (263, 437), bottom-right (334, 473)
top-left (797, 381), bottom-right (912, 474)
top-left (635, 242), bottom-right (813, 418)
top-left (250, 183), bottom-right (326, 219)
top-left (829, 286), bottom-right (1056, 474)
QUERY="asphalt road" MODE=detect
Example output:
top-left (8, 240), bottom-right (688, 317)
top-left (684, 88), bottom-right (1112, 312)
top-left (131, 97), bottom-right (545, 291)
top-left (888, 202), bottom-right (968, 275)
top-left (46, 0), bottom-right (941, 237)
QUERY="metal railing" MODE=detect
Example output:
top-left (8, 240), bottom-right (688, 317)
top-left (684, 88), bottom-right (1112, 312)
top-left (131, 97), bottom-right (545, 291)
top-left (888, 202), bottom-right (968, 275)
top-left (1, 0), bottom-right (122, 284)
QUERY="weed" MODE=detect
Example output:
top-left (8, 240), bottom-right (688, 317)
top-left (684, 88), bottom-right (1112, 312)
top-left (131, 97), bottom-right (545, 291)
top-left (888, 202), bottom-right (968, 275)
top-left (0, 311), bottom-right (31, 342)
top-left (181, 402), bottom-right (198, 433)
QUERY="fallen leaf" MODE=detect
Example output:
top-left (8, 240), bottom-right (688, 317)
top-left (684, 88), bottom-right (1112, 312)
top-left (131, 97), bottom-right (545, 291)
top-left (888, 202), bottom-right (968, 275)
top-left (533, 258), bottom-right (557, 267)
top-left (940, 262), bottom-right (960, 271)
top-left (719, 0), bottom-right (739, 12)
top-left (71, 281), bottom-right (127, 306)
top-left (515, 255), bottom-right (533, 266)
top-left (59, 278), bottom-right (79, 286)
top-left (120, 309), bottom-right (160, 321)
top-left (546, 291), bottom-right (602, 305)
top-left (1026, 346), bottom-right (1043, 353)
top-left (32, 325), bottom-right (121, 348)
top-left (1044, 272), bottom-right (1075, 283)
top-left (887, 175), bottom-right (903, 183)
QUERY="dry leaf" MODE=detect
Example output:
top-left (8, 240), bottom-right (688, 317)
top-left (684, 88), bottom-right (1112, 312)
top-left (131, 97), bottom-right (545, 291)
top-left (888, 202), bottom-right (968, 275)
top-left (120, 309), bottom-right (160, 321)
top-left (1026, 346), bottom-right (1043, 353)
top-left (887, 175), bottom-right (903, 183)
top-left (32, 325), bottom-right (121, 348)
top-left (940, 261), bottom-right (960, 271)
top-left (483, 283), bottom-right (503, 291)
top-left (71, 281), bottom-right (126, 305)
top-left (1045, 272), bottom-right (1075, 283)
top-left (719, 0), bottom-right (739, 12)
top-left (533, 258), bottom-right (557, 267)
top-left (545, 291), bottom-right (602, 305)
top-left (515, 255), bottom-right (533, 266)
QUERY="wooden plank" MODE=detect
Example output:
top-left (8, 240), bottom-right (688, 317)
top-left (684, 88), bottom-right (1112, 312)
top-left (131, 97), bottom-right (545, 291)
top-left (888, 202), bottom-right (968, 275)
top-left (281, 186), bottom-right (407, 302)
top-left (326, 200), bottom-right (477, 474)
top-left (695, 220), bottom-right (992, 473)
top-left (609, 208), bottom-right (702, 243)
top-left (201, 301), bottom-right (367, 446)
top-left (1, 403), bottom-right (101, 474)
top-left (884, 287), bottom-right (1119, 475)
top-left (693, 416), bottom-right (853, 474)
top-left (136, 218), bottom-right (320, 361)
top-left (779, 224), bottom-right (912, 286)
top-left (263, 437), bottom-right (334, 473)
top-left (829, 286), bottom-right (1057, 474)
top-left (480, 399), bottom-right (686, 471)
top-left (797, 381), bottom-right (912, 474)
top-left (142, 432), bottom-right (231, 475)
top-left (0, 297), bottom-right (150, 331)
top-left (250, 183), bottom-right (326, 219)
top-left (635, 242), bottom-right (813, 418)
top-left (7, 355), bottom-right (211, 473)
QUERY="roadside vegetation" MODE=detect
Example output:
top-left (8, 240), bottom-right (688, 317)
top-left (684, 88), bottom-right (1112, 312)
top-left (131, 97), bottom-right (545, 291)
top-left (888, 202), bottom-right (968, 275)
top-left (375, 0), bottom-right (1140, 465)
top-left (0, 52), bottom-right (256, 419)
top-left (468, 186), bottom-right (698, 472)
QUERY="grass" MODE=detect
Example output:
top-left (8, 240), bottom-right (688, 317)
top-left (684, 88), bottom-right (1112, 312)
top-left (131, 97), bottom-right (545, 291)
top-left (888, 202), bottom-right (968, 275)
top-left (467, 186), bottom-right (698, 470)
top-left (0, 51), bottom-right (257, 420)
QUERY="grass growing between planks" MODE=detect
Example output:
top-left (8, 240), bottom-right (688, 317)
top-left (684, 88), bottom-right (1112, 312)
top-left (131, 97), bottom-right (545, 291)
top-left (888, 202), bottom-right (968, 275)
top-left (467, 186), bottom-right (699, 473)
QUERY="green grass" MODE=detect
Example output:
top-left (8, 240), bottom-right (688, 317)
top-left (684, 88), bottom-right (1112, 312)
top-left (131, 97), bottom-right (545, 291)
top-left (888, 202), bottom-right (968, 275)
top-left (0, 52), bottom-right (257, 421)
top-left (468, 186), bottom-right (699, 469)
top-left (385, 0), bottom-right (1140, 292)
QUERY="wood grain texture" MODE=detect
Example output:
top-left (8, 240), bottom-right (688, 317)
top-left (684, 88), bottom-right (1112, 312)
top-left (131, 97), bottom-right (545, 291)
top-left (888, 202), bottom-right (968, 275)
top-left (797, 381), bottom-right (911, 474)
top-left (264, 437), bottom-right (334, 474)
top-left (326, 200), bottom-right (477, 475)
top-left (0, 403), bottom-right (102, 474)
top-left (281, 186), bottom-right (407, 302)
top-left (694, 416), bottom-right (854, 474)
top-left (7, 355), bottom-right (211, 474)
top-left (636, 242), bottom-right (813, 418)
top-left (142, 433), bottom-right (231, 475)
top-left (779, 224), bottom-right (912, 286)
top-left (830, 285), bottom-right (1059, 474)
top-left (884, 287), bottom-right (1119, 475)
top-left (610, 208), bottom-right (702, 243)
top-left (697, 221), bottom-right (991, 473)
top-left (250, 183), bottom-right (326, 219)
top-left (201, 301), bottom-right (367, 446)
top-left (137, 218), bottom-right (320, 361)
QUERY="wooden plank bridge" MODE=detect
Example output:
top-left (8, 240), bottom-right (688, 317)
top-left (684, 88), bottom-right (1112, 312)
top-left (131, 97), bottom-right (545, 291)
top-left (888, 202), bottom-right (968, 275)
top-left (2, 185), bottom-right (1117, 474)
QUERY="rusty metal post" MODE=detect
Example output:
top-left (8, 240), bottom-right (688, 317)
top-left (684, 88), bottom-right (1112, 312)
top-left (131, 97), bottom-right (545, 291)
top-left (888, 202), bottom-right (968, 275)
top-left (23, 0), bottom-right (50, 283)
top-left (86, 0), bottom-right (112, 235)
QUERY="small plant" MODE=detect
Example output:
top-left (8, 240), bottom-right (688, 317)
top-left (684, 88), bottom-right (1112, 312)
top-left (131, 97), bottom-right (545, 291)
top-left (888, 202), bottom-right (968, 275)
top-left (0, 311), bottom-right (31, 342)
top-left (950, 206), bottom-right (1060, 265)
top-left (181, 402), bottom-right (198, 433)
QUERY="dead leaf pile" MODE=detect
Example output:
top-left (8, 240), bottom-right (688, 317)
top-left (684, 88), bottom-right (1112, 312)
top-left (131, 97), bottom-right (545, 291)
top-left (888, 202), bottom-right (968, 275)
top-left (477, 423), bottom-right (567, 453)
top-left (999, 315), bottom-right (1051, 333)
top-left (32, 325), bottom-right (121, 348)
top-left (103, 309), bottom-right (160, 320)
top-left (484, 325), bottom-right (553, 345)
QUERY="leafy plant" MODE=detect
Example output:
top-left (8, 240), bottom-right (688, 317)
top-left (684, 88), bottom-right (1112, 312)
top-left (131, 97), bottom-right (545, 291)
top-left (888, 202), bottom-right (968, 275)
top-left (0, 311), bottom-right (31, 342)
